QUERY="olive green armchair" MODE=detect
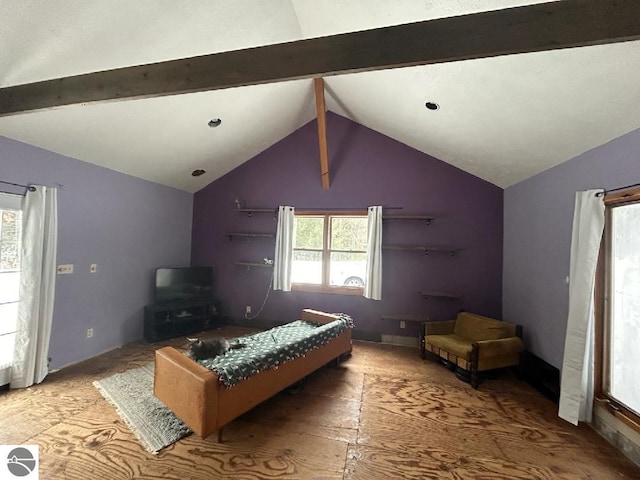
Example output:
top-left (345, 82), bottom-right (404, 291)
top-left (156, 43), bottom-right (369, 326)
top-left (421, 311), bottom-right (524, 388)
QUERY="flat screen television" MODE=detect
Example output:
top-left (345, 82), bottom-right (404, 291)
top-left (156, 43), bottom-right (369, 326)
top-left (155, 266), bottom-right (213, 304)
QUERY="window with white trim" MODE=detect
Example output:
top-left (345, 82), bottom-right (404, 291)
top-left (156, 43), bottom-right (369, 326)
top-left (0, 193), bottom-right (22, 384)
top-left (291, 211), bottom-right (367, 295)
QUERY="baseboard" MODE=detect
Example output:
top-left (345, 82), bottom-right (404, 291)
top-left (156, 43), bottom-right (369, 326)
top-left (380, 334), bottom-right (419, 348)
top-left (49, 344), bottom-right (124, 374)
top-left (351, 329), bottom-right (381, 342)
top-left (519, 351), bottom-right (560, 403)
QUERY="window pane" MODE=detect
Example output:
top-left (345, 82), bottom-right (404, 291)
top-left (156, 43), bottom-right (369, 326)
top-left (0, 271), bottom-right (20, 304)
top-left (0, 302), bottom-right (18, 336)
top-left (0, 333), bottom-right (16, 369)
top-left (291, 250), bottom-right (322, 284)
top-left (0, 204), bottom-right (21, 373)
top-left (609, 203), bottom-right (640, 415)
top-left (330, 251), bottom-right (366, 287)
top-left (294, 217), bottom-right (324, 249)
top-left (1, 210), bottom-right (22, 271)
top-left (330, 217), bottom-right (367, 251)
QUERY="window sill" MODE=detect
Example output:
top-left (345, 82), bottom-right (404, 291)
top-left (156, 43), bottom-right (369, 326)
top-left (291, 283), bottom-right (364, 296)
top-left (595, 398), bottom-right (640, 434)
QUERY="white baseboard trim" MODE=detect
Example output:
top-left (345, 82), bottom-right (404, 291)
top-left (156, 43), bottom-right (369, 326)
top-left (48, 345), bottom-right (123, 373)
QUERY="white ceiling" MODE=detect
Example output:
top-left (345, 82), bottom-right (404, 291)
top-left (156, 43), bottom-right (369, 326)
top-left (1, 1), bottom-right (639, 192)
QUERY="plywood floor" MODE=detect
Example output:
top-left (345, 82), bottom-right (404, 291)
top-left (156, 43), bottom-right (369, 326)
top-left (1, 327), bottom-right (638, 479)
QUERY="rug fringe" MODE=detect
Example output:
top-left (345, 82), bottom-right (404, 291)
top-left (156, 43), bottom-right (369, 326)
top-left (93, 380), bottom-right (161, 455)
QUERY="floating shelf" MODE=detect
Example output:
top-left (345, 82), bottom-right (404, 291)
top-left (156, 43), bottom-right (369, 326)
top-left (236, 262), bottom-right (274, 270)
top-left (382, 214), bottom-right (434, 226)
top-left (383, 245), bottom-right (460, 256)
top-left (421, 291), bottom-right (460, 300)
top-left (227, 232), bottom-right (275, 241)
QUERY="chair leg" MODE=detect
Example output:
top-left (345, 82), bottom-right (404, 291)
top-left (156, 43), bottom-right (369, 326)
top-left (471, 343), bottom-right (480, 389)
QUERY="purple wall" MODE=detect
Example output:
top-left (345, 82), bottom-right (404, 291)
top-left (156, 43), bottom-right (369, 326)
top-left (192, 113), bottom-right (503, 338)
top-left (504, 127), bottom-right (640, 368)
top-left (0, 136), bottom-right (193, 369)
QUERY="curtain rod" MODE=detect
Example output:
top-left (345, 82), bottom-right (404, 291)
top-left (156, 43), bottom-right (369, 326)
top-left (605, 182), bottom-right (640, 194)
top-left (0, 180), bottom-right (66, 195)
top-left (294, 206), bottom-right (402, 211)
top-left (0, 180), bottom-right (36, 192)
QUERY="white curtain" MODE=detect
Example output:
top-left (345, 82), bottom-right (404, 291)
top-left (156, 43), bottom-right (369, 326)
top-left (364, 206), bottom-right (383, 300)
top-left (558, 189), bottom-right (604, 425)
top-left (273, 206), bottom-right (294, 291)
top-left (11, 186), bottom-right (58, 389)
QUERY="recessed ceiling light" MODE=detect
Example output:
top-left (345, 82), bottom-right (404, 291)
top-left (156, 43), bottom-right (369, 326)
top-left (425, 102), bottom-right (440, 111)
top-left (208, 118), bottom-right (222, 127)
top-left (191, 169), bottom-right (206, 177)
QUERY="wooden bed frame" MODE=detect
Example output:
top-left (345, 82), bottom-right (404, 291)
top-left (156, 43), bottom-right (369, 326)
top-left (154, 309), bottom-right (352, 441)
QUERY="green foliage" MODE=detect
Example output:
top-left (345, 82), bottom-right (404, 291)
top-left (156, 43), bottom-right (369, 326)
top-left (294, 216), bottom-right (323, 249)
top-left (0, 210), bottom-right (21, 271)
top-left (293, 215), bottom-right (367, 252)
top-left (330, 217), bottom-right (367, 251)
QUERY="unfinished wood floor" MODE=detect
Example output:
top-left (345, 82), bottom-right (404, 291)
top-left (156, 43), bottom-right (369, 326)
top-left (1, 327), bottom-right (638, 479)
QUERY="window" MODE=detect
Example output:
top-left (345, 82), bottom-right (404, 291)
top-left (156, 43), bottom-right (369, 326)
top-left (291, 211), bottom-right (367, 295)
top-left (0, 193), bottom-right (22, 385)
top-left (596, 187), bottom-right (640, 430)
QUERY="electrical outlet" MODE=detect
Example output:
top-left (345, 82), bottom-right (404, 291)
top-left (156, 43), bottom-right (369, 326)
top-left (90, 264), bottom-right (98, 273)
top-left (245, 305), bottom-right (252, 314)
top-left (57, 264), bottom-right (74, 274)
top-left (400, 320), bottom-right (406, 329)
top-left (86, 328), bottom-right (94, 338)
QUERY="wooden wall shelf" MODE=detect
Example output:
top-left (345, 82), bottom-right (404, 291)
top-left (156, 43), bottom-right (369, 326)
top-left (227, 232), bottom-right (275, 241)
top-left (382, 214), bottom-right (434, 226)
top-left (236, 262), bottom-right (274, 270)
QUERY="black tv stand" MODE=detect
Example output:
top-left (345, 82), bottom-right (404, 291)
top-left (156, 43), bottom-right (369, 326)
top-left (144, 298), bottom-right (219, 342)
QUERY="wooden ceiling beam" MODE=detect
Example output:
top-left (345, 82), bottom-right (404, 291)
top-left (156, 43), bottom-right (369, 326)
top-left (1, 0), bottom-right (639, 116)
top-left (314, 78), bottom-right (330, 190)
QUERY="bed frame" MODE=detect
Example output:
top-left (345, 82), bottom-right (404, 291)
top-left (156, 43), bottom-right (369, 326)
top-left (154, 309), bottom-right (352, 441)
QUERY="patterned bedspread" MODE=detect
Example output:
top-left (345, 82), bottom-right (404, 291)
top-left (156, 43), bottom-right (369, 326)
top-left (198, 314), bottom-right (354, 387)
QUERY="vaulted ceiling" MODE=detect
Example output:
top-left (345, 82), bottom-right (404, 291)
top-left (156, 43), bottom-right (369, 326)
top-left (1, 1), bottom-right (639, 192)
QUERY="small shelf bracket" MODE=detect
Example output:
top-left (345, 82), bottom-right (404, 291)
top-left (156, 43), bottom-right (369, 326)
top-left (236, 208), bottom-right (278, 219)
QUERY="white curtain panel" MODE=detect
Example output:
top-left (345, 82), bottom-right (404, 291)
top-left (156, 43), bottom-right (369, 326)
top-left (273, 206), bottom-right (294, 292)
top-left (558, 189), bottom-right (604, 425)
top-left (11, 186), bottom-right (58, 389)
top-left (364, 206), bottom-right (383, 300)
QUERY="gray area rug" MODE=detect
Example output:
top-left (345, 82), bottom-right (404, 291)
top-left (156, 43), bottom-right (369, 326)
top-left (93, 363), bottom-right (191, 454)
